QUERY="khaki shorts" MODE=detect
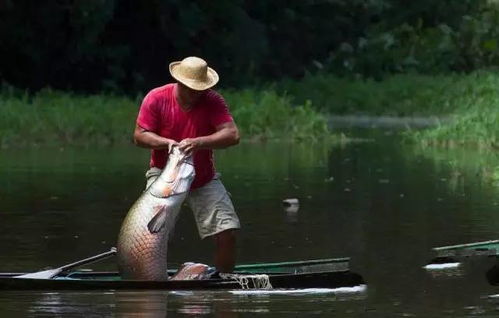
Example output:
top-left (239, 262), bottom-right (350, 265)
top-left (146, 167), bottom-right (241, 239)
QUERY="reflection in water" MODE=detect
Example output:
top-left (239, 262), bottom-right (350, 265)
top-left (115, 291), bottom-right (168, 317)
top-left (424, 263), bottom-right (464, 277)
top-left (22, 291), bottom-right (170, 317)
top-left (230, 285), bottom-right (368, 297)
top-left (283, 199), bottom-right (300, 223)
top-left (4, 289), bottom-right (368, 317)
top-left (284, 208), bottom-right (299, 223)
top-left (18, 292), bottom-right (166, 317)
top-left (486, 263), bottom-right (499, 286)
top-left (171, 291), bottom-right (239, 317)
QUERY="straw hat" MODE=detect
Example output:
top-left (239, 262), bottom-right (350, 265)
top-left (169, 57), bottom-right (219, 91)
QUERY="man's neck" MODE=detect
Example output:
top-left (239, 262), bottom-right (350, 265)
top-left (175, 84), bottom-right (194, 111)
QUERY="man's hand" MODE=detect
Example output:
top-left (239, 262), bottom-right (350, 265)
top-left (178, 138), bottom-right (203, 155)
top-left (165, 138), bottom-right (179, 153)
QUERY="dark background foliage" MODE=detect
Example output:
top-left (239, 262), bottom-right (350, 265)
top-left (0, 0), bottom-right (497, 94)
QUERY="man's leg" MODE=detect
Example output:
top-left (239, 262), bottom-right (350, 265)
top-left (186, 177), bottom-right (241, 273)
top-left (214, 229), bottom-right (236, 273)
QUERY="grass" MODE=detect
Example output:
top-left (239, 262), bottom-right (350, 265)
top-left (2, 70), bottom-right (499, 148)
top-left (222, 89), bottom-right (330, 142)
top-left (276, 70), bottom-right (498, 116)
top-left (0, 87), bottom-right (332, 148)
top-left (409, 104), bottom-right (499, 148)
top-left (403, 71), bottom-right (499, 148)
top-left (0, 89), bottom-right (138, 147)
top-left (276, 70), bottom-right (499, 148)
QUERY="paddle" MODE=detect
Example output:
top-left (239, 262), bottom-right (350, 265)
top-left (15, 247), bottom-right (117, 279)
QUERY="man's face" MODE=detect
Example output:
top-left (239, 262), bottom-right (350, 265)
top-left (177, 82), bottom-right (206, 106)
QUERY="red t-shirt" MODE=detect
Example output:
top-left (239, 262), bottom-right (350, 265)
top-left (136, 83), bottom-right (234, 189)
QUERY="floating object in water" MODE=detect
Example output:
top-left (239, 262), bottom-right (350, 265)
top-left (282, 198), bottom-right (299, 207)
top-left (282, 198), bottom-right (299, 213)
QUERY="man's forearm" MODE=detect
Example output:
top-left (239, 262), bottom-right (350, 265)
top-left (178, 126), bottom-right (239, 154)
top-left (197, 127), bottom-right (240, 149)
top-left (134, 127), bottom-right (174, 150)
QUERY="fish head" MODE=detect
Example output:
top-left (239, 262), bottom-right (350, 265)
top-left (149, 147), bottom-right (195, 198)
top-left (168, 146), bottom-right (192, 166)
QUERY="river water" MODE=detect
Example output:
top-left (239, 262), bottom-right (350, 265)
top-left (2, 130), bottom-right (499, 317)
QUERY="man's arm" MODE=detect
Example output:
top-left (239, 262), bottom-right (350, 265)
top-left (178, 121), bottom-right (240, 154)
top-left (133, 125), bottom-right (177, 151)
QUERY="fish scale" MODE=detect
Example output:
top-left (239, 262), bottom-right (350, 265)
top-left (116, 148), bottom-right (195, 280)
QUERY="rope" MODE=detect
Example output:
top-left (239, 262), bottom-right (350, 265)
top-left (219, 273), bottom-right (273, 289)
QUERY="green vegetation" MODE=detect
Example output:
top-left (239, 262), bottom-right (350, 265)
top-left (277, 72), bottom-right (461, 116)
top-left (277, 70), bottom-right (499, 148)
top-left (2, 1), bottom-right (498, 93)
top-left (0, 87), bottom-right (332, 148)
top-left (326, 1), bottom-right (499, 78)
top-left (3, 0), bottom-right (499, 149)
top-left (401, 71), bottom-right (499, 148)
top-left (2, 70), bottom-right (499, 148)
top-left (410, 104), bottom-right (499, 149)
top-left (0, 89), bottom-right (138, 147)
top-left (223, 89), bottom-right (329, 142)
top-left (277, 70), bottom-right (499, 117)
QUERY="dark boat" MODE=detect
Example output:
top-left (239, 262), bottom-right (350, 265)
top-left (0, 257), bottom-right (365, 291)
top-left (425, 239), bottom-right (499, 286)
top-left (429, 239), bottom-right (499, 263)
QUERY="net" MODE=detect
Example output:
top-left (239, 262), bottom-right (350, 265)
top-left (219, 273), bottom-right (273, 289)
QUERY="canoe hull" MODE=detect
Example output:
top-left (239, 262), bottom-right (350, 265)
top-left (0, 271), bottom-right (364, 291)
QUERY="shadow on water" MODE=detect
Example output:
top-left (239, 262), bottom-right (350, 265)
top-left (0, 289), bottom-right (368, 317)
top-left (2, 129), bottom-right (499, 316)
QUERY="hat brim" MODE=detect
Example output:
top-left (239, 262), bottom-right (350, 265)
top-left (169, 61), bottom-right (219, 91)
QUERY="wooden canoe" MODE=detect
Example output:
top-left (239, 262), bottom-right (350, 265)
top-left (0, 257), bottom-right (364, 291)
top-left (428, 239), bottom-right (499, 264)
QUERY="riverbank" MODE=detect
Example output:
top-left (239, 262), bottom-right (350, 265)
top-left (1, 71), bottom-right (498, 148)
top-left (0, 88), bottom-right (331, 148)
top-left (277, 70), bottom-right (499, 148)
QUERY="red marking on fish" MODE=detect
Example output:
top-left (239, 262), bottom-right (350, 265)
top-left (170, 263), bottom-right (210, 280)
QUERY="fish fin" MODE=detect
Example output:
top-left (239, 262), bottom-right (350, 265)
top-left (170, 163), bottom-right (195, 195)
top-left (147, 206), bottom-right (168, 234)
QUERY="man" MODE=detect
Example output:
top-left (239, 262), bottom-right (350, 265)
top-left (133, 56), bottom-right (241, 273)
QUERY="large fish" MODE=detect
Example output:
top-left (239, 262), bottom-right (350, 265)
top-left (117, 146), bottom-right (195, 280)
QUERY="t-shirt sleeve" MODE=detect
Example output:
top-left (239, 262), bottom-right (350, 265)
top-left (208, 91), bottom-right (234, 128)
top-left (136, 91), bottom-right (160, 132)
